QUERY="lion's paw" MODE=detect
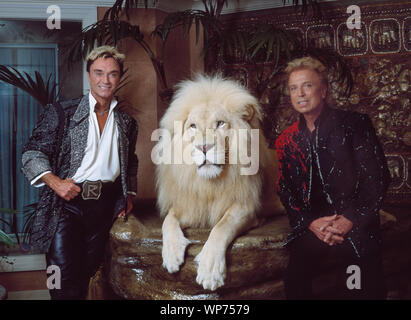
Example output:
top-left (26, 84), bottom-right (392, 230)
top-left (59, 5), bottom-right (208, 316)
top-left (194, 243), bottom-right (226, 291)
top-left (162, 229), bottom-right (191, 274)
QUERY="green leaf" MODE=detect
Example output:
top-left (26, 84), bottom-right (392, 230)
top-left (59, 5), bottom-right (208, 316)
top-left (0, 65), bottom-right (57, 107)
top-left (0, 229), bottom-right (14, 246)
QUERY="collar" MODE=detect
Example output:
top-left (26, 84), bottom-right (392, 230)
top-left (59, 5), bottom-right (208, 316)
top-left (88, 92), bottom-right (118, 114)
top-left (298, 104), bottom-right (331, 134)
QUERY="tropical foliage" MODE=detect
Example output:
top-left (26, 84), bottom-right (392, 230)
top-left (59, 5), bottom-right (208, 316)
top-left (0, 204), bottom-right (37, 247)
top-left (0, 0), bottom-right (354, 245)
top-left (66, 0), bottom-right (353, 102)
top-left (0, 65), bottom-right (58, 107)
top-left (0, 66), bottom-right (58, 246)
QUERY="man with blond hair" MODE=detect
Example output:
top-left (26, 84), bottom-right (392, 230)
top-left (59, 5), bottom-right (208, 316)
top-left (22, 46), bottom-right (138, 299)
top-left (275, 56), bottom-right (390, 299)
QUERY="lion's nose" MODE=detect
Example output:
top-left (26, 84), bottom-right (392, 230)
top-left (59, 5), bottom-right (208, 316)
top-left (196, 143), bottom-right (214, 154)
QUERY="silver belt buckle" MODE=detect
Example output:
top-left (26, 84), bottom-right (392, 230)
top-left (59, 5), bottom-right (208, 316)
top-left (81, 180), bottom-right (102, 200)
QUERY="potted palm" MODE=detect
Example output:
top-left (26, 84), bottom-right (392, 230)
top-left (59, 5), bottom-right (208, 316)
top-left (0, 66), bottom-right (58, 254)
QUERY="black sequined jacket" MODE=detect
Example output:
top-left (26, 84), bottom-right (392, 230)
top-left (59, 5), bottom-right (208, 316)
top-left (21, 95), bottom-right (138, 252)
top-left (275, 106), bottom-right (391, 257)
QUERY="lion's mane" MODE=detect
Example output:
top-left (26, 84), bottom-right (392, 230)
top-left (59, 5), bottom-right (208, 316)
top-left (155, 74), bottom-right (272, 229)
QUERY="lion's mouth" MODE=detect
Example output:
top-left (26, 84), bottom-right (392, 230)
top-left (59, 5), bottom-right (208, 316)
top-left (198, 160), bottom-right (222, 169)
top-left (197, 160), bottom-right (223, 179)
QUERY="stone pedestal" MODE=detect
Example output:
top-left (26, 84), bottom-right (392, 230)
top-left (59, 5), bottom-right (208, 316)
top-left (101, 205), bottom-right (411, 300)
top-left (107, 209), bottom-right (290, 299)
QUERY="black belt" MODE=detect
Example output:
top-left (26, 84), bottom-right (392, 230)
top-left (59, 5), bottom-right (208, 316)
top-left (76, 180), bottom-right (118, 200)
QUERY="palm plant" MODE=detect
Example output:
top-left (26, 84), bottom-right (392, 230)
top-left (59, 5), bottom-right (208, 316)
top-left (0, 66), bottom-right (58, 107)
top-left (0, 67), bottom-right (59, 247)
top-left (67, 0), bottom-right (338, 103)
top-left (0, 205), bottom-right (37, 247)
top-left (0, 209), bottom-right (16, 246)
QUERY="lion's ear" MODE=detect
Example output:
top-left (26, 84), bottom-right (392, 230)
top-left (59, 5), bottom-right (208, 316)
top-left (242, 104), bottom-right (255, 122)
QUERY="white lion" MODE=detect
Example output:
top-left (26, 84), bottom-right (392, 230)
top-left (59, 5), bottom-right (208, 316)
top-left (155, 74), bottom-right (283, 291)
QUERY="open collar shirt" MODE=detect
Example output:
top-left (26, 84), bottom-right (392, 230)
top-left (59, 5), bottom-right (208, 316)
top-left (32, 92), bottom-right (120, 185)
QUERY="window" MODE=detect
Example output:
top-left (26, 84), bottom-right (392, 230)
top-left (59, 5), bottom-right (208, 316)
top-left (0, 44), bottom-right (57, 242)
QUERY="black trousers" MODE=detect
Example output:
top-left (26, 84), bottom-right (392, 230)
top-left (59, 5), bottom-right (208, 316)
top-left (46, 180), bottom-right (122, 300)
top-left (284, 231), bottom-right (386, 300)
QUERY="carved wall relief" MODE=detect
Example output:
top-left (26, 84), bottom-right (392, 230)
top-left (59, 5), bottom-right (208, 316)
top-left (212, 2), bottom-right (411, 203)
top-left (337, 22), bottom-right (368, 56)
top-left (370, 19), bottom-right (401, 54)
top-left (403, 17), bottom-right (411, 51)
top-left (307, 24), bottom-right (335, 50)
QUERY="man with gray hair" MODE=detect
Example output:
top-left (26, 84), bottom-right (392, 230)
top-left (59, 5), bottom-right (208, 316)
top-left (22, 46), bottom-right (138, 299)
top-left (275, 56), bottom-right (390, 299)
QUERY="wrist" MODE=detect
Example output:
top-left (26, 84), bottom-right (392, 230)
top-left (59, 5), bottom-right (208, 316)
top-left (41, 173), bottom-right (61, 190)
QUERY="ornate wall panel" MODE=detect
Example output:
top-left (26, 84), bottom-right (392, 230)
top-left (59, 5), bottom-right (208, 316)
top-left (209, 1), bottom-right (411, 204)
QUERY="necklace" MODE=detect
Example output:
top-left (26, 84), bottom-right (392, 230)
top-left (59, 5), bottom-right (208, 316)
top-left (96, 109), bottom-right (109, 116)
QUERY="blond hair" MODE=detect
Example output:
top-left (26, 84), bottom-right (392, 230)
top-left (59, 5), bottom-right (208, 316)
top-left (86, 46), bottom-right (125, 75)
top-left (285, 56), bottom-right (328, 86)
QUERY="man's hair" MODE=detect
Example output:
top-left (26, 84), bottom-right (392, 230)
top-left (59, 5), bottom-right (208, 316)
top-left (284, 56), bottom-right (328, 86)
top-left (86, 46), bottom-right (125, 75)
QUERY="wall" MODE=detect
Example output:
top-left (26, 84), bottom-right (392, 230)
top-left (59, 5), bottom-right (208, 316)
top-left (97, 7), bottom-right (204, 199)
top-left (212, 1), bottom-right (411, 205)
top-left (0, 19), bottom-right (83, 101)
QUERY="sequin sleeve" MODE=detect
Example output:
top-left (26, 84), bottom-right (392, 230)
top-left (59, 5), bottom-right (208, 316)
top-left (339, 114), bottom-right (391, 227)
top-left (21, 103), bottom-right (59, 182)
top-left (275, 129), bottom-right (315, 240)
top-left (126, 117), bottom-right (138, 194)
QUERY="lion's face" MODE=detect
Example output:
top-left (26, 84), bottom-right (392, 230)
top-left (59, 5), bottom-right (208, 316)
top-left (157, 75), bottom-right (263, 182)
top-left (182, 103), bottom-right (233, 179)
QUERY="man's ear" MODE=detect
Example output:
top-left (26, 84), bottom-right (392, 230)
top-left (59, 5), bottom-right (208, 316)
top-left (242, 104), bottom-right (255, 122)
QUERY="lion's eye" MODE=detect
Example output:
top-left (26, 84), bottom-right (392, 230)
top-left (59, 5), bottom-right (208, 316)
top-left (216, 121), bottom-right (226, 128)
top-left (190, 123), bottom-right (197, 129)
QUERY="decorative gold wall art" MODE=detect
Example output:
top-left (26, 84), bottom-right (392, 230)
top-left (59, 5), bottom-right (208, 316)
top-left (370, 18), bottom-right (401, 54)
top-left (403, 17), bottom-right (411, 51)
top-left (337, 22), bottom-right (368, 56)
top-left (307, 24), bottom-right (335, 50)
top-left (211, 1), bottom-right (411, 203)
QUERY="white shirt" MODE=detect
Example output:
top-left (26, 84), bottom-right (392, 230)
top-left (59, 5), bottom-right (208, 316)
top-left (31, 92), bottom-right (120, 186)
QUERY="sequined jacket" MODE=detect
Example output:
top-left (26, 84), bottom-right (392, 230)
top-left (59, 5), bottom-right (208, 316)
top-left (275, 106), bottom-right (390, 257)
top-left (21, 95), bottom-right (138, 252)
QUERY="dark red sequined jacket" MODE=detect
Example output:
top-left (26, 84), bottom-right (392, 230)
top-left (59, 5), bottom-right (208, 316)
top-left (275, 106), bottom-right (391, 257)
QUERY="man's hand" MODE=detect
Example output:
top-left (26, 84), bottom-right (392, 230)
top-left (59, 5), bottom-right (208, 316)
top-left (117, 194), bottom-right (135, 220)
top-left (309, 215), bottom-right (345, 246)
top-left (41, 173), bottom-right (80, 201)
top-left (328, 215), bottom-right (353, 236)
top-left (321, 215), bottom-right (353, 246)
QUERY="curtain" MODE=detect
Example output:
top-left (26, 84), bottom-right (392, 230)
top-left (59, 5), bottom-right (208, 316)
top-left (0, 46), bottom-right (56, 237)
